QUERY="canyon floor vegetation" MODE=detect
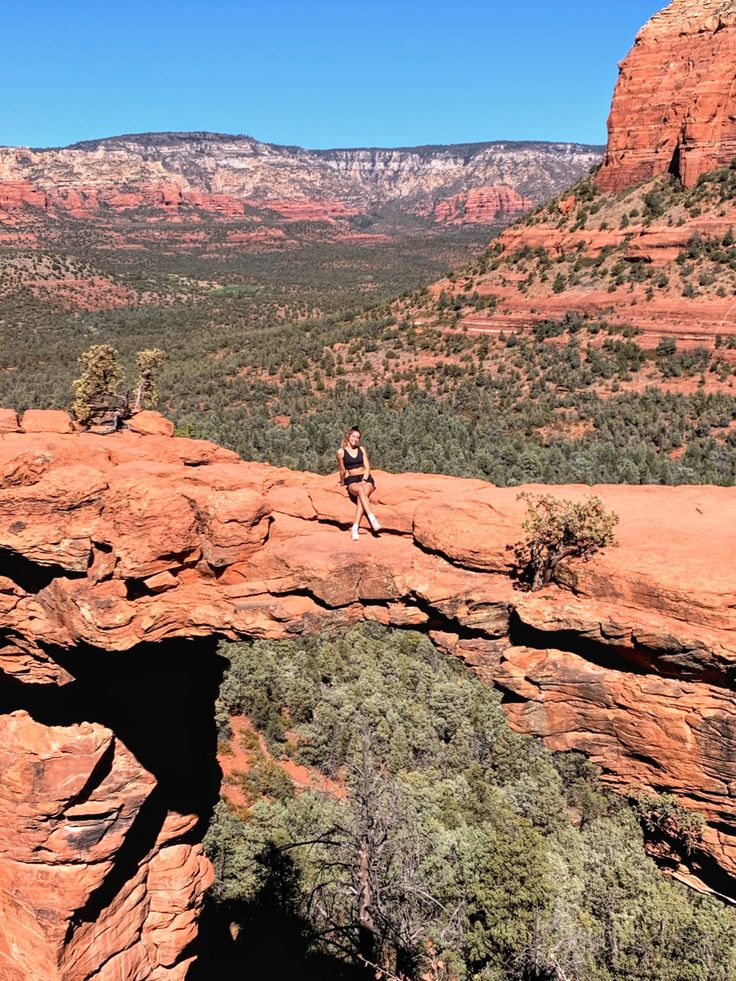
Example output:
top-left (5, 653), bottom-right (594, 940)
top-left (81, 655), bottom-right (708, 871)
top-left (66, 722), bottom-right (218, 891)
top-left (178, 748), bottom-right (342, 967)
top-left (7, 270), bottom-right (736, 485)
top-left (192, 624), bottom-right (736, 981)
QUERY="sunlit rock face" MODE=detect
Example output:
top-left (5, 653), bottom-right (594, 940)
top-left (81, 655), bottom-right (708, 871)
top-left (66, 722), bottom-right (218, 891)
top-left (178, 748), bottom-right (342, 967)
top-left (429, 185), bottom-right (533, 224)
top-left (597, 0), bottom-right (736, 192)
top-left (0, 135), bottom-right (600, 228)
top-left (431, 1), bottom-right (736, 350)
top-left (0, 410), bottom-right (734, 977)
top-left (0, 642), bottom-right (221, 981)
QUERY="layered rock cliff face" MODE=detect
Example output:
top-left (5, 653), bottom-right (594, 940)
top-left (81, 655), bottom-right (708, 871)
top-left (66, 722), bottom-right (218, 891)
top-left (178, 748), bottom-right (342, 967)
top-left (598, 0), bottom-right (736, 191)
top-left (0, 134), bottom-right (600, 230)
top-left (430, 185), bottom-right (533, 224)
top-left (435, 0), bottom-right (736, 351)
top-left (0, 411), bottom-right (734, 977)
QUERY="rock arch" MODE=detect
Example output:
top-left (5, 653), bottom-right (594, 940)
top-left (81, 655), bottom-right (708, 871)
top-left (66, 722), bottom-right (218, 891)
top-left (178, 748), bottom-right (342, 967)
top-left (0, 412), bottom-right (735, 977)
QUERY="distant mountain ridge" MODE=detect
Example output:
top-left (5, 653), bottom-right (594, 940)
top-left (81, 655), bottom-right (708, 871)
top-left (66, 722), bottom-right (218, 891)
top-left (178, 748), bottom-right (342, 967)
top-left (55, 131), bottom-right (600, 160)
top-left (0, 131), bottom-right (602, 220)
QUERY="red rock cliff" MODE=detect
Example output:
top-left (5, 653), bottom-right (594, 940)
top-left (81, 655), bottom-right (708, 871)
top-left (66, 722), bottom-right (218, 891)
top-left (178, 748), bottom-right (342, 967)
top-left (431, 186), bottom-right (532, 224)
top-left (598, 0), bottom-right (736, 191)
top-left (435, 0), bottom-right (736, 353)
top-left (0, 410), bottom-right (735, 977)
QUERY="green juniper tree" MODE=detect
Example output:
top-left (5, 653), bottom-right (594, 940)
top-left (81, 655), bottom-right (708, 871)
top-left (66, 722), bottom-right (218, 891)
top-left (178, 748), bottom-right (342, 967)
top-left (71, 344), bottom-right (166, 427)
top-left (132, 348), bottom-right (165, 412)
top-left (513, 492), bottom-right (619, 591)
top-left (71, 344), bottom-right (125, 426)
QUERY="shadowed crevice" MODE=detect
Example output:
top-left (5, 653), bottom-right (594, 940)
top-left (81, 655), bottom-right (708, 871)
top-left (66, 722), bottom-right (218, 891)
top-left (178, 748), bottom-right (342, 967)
top-left (0, 548), bottom-right (87, 594)
top-left (508, 610), bottom-right (733, 689)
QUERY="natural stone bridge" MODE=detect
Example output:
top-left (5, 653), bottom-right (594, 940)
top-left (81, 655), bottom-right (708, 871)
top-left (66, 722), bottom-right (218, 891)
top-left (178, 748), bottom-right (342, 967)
top-left (0, 409), bottom-right (734, 979)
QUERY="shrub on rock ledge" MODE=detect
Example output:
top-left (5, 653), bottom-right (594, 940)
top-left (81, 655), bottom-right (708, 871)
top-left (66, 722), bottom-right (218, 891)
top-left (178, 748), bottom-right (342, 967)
top-left (513, 492), bottom-right (619, 591)
top-left (72, 344), bottom-right (124, 426)
top-left (72, 343), bottom-right (165, 430)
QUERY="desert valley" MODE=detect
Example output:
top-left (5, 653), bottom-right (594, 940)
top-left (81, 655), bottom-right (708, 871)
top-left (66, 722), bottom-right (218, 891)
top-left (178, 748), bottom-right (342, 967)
top-left (1, 1), bottom-right (736, 980)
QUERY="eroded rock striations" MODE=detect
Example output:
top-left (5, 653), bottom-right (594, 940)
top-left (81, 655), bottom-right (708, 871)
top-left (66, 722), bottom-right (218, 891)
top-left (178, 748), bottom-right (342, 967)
top-left (0, 135), bottom-right (601, 234)
top-left (438, 0), bottom-right (736, 350)
top-left (598, 0), bottom-right (736, 191)
top-left (430, 185), bottom-right (533, 224)
top-left (0, 411), bottom-right (734, 977)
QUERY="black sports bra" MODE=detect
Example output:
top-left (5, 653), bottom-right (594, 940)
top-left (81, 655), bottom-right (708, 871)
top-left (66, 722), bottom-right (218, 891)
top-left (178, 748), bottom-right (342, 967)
top-left (343, 447), bottom-right (364, 470)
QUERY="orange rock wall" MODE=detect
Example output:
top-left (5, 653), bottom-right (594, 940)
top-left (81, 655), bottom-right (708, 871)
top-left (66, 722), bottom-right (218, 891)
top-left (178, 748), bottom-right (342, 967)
top-left (0, 410), bottom-right (735, 977)
top-left (0, 179), bottom-right (248, 220)
top-left (432, 185), bottom-right (532, 224)
top-left (598, 0), bottom-right (736, 191)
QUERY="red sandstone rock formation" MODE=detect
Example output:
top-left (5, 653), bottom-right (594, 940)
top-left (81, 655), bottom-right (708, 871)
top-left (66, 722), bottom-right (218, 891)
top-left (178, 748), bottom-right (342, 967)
top-left (431, 1), bottom-right (736, 350)
top-left (432, 186), bottom-right (532, 225)
top-left (0, 136), bottom-right (600, 257)
top-left (0, 179), bottom-right (248, 221)
top-left (598, 0), bottom-right (736, 192)
top-left (0, 181), bottom-right (47, 212)
top-left (0, 412), bottom-right (734, 977)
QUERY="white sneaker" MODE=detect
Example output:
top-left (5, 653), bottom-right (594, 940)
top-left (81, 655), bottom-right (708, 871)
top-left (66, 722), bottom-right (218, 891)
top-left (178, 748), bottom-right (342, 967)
top-left (351, 525), bottom-right (360, 540)
top-left (368, 513), bottom-right (381, 532)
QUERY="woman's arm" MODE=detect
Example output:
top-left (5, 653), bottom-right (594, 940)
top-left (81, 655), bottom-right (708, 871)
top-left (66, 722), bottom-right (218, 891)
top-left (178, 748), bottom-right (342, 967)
top-left (361, 446), bottom-right (371, 481)
top-left (336, 448), bottom-right (347, 486)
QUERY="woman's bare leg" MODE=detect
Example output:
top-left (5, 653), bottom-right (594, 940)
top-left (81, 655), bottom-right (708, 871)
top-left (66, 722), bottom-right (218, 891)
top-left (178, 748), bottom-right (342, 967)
top-left (363, 483), bottom-right (380, 531)
top-left (348, 485), bottom-right (368, 532)
top-left (351, 492), bottom-right (365, 525)
top-left (355, 484), bottom-right (372, 516)
top-left (348, 483), bottom-right (379, 536)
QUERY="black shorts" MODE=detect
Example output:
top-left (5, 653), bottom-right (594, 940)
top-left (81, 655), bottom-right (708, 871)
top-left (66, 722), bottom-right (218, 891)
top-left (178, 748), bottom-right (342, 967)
top-left (345, 474), bottom-right (375, 489)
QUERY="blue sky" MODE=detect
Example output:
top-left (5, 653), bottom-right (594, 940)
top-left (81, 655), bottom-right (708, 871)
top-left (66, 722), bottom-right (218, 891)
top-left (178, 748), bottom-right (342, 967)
top-left (2, 0), bottom-right (663, 149)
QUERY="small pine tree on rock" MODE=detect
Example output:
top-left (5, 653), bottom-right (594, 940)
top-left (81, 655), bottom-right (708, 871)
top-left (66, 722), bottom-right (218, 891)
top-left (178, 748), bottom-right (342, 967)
top-left (513, 492), bottom-right (619, 591)
top-left (132, 349), bottom-right (165, 412)
top-left (72, 344), bottom-right (166, 429)
top-left (72, 344), bottom-right (125, 426)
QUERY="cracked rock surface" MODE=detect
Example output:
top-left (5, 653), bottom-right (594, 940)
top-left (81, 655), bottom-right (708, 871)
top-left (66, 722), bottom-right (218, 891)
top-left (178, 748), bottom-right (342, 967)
top-left (0, 410), bottom-right (735, 977)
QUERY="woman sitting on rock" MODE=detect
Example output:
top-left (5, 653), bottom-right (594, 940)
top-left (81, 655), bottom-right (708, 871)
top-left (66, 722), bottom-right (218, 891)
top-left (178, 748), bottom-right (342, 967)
top-left (337, 426), bottom-right (381, 540)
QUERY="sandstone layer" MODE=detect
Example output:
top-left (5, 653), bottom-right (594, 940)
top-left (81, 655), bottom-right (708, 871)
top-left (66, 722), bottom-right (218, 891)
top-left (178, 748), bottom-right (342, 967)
top-left (0, 135), bottom-right (600, 239)
top-left (0, 411), bottom-right (734, 977)
top-left (598, 0), bottom-right (736, 191)
top-left (430, 185), bottom-right (533, 224)
top-left (435, 181), bottom-right (736, 354)
top-left (430, 0), bottom-right (736, 351)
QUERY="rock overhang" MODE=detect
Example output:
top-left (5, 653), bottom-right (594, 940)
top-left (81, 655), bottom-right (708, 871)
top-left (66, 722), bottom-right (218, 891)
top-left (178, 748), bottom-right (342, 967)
top-left (1, 409), bottom-right (736, 977)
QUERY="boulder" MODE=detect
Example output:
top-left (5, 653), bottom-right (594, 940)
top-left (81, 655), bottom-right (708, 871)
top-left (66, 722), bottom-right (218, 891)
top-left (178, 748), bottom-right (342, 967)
top-left (20, 409), bottom-right (74, 434)
top-left (127, 411), bottom-right (175, 437)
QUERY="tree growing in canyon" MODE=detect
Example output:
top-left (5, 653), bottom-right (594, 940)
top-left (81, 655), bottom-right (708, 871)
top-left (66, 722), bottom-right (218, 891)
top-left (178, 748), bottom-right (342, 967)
top-left (513, 492), bottom-right (618, 591)
top-left (203, 625), bottom-right (736, 981)
top-left (72, 343), bottom-right (165, 428)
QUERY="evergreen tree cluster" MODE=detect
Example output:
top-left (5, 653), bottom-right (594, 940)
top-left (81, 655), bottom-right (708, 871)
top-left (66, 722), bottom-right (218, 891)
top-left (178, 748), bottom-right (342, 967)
top-left (201, 625), bottom-right (736, 980)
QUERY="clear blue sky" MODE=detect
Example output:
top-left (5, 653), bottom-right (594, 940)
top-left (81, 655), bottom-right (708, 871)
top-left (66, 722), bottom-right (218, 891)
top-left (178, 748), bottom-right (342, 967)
top-left (1, 0), bottom-right (663, 150)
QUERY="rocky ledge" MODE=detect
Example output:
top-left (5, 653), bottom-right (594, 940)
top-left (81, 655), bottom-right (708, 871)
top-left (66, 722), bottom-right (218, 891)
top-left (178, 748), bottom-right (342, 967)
top-left (0, 410), bottom-right (734, 978)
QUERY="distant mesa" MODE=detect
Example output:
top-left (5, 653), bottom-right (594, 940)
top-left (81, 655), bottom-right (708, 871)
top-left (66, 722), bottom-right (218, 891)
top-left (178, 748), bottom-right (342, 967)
top-left (0, 132), bottom-right (601, 246)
